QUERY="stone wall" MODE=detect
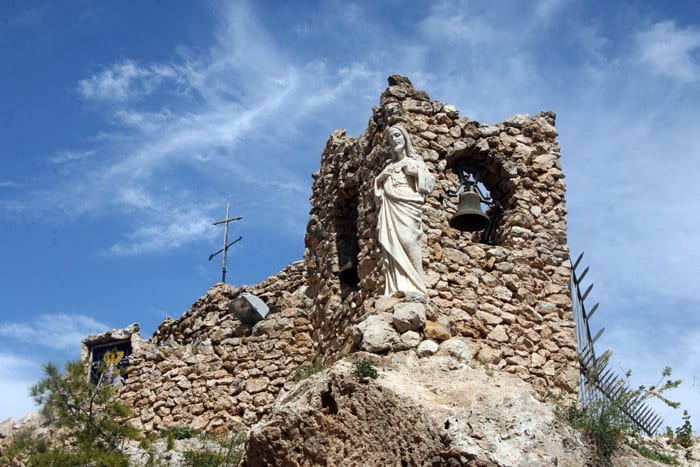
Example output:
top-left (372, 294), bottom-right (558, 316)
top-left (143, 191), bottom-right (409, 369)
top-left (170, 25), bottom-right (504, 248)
top-left (118, 261), bottom-right (317, 433)
top-left (305, 75), bottom-right (577, 396)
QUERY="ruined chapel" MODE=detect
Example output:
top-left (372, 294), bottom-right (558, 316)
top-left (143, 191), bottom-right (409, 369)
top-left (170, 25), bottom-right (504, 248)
top-left (82, 75), bottom-right (578, 448)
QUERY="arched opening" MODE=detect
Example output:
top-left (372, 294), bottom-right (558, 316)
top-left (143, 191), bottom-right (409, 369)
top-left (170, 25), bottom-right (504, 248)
top-left (445, 146), bottom-right (515, 245)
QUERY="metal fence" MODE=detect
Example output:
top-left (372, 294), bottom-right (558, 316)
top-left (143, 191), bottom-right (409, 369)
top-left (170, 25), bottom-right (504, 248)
top-left (571, 252), bottom-right (663, 436)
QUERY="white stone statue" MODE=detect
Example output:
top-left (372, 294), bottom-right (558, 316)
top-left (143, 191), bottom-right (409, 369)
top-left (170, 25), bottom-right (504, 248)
top-left (374, 125), bottom-right (435, 298)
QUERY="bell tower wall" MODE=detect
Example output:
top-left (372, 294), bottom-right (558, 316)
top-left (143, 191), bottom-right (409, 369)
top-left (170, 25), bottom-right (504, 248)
top-left (305, 75), bottom-right (577, 396)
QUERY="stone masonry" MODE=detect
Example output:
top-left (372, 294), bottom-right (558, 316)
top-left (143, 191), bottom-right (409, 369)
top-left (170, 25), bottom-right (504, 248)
top-left (92, 75), bottom-right (577, 434)
top-left (115, 261), bottom-right (316, 432)
top-left (306, 75), bottom-right (577, 396)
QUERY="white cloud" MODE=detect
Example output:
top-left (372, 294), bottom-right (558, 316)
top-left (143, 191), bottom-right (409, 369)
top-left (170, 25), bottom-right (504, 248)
top-left (0, 353), bottom-right (41, 421)
top-left (420, 3), bottom-right (496, 48)
top-left (8, 1), bottom-right (386, 256)
top-left (77, 60), bottom-right (183, 102)
top-left (50, 149), bottom-right (95, 164)
top-left (0, 314), bottom-right (110, 351)
top-left (0, 180), bottom-right (20, 188)
top-left (78, 60), bottom-right (145, 101)
top-left (635, 20), bottom-right (700, 81)
top-left (533, 0), bottom-right (568, 24)
top-left (0, 354), bottom-right (37, 379)
top-left (105, 202), bottom-right (216, 256)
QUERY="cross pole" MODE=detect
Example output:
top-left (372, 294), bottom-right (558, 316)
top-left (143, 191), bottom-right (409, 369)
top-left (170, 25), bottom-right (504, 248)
top-left (210, 202), bottom-right (242, 283)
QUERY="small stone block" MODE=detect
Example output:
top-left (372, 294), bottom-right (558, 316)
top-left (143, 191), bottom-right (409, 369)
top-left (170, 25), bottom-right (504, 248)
top-left (416, 339), bottom-right (439, 357)
top-left (424, 320), bottom-right (451, 341)
top-left (392, 302), bottom-right (426, 333)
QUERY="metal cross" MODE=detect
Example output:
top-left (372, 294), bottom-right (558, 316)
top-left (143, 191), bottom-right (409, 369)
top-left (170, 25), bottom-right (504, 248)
top-left (209, 202), bottom-right (242, 283)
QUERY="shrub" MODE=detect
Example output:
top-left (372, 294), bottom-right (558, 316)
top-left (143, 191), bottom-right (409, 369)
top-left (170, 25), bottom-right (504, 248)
top-left (174, 426), bottom-right (197, 440)
top-left (294, 357), bottom-right (325, 381)
top-left (558, 362), bottom-right (684, 466)
top-left (353, 359), bottom-right (378, 380)
top-left (629, 441), bottom-right (679, 465)
top-left (563, 402), bottom-right (624, 465)
top-left (674, 410), bottom-right (694, 449)
top-left (183, 431), bottom-right (245, 466)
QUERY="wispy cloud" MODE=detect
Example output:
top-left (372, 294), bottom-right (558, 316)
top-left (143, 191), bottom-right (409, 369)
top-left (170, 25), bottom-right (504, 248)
top-left (635, 20), bottom-right (700, 81)
top-left (104, 201), bottom-right (217, 256)
top-left (0, 353), bottom-right (38, 380)
top-left (0, 180), bottom-right (20, 188)
top-left (533, 0), bottom-right (568, 24)
top-left (5, 2), bottom-right (382, 256)
top-left (0, 313), bottom-right (110, 351)
top-left (50, 149), bottom-right (95, 164)
top-left (77, 60), bottom-right (182, 102)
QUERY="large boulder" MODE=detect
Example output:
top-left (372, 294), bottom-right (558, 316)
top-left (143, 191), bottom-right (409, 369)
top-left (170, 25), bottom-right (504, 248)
top-left (244, 357), bottom-right (443, 466)
top-left (244, 352), bottom-right (595, 466)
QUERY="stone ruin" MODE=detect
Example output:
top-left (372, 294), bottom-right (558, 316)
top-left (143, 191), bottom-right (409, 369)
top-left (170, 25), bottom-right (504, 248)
top-left (83, 75), bottom-right (578, 436)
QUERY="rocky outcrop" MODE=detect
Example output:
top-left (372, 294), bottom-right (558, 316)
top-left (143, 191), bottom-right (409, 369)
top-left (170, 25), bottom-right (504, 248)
top-left (244, 351), bottom-right (594, 466)
top-left (244, 357), bottom-right (444, 466)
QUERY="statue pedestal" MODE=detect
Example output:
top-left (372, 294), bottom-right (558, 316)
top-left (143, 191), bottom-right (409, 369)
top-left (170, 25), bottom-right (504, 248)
top-left (351, 294), bottom-right (454, 357)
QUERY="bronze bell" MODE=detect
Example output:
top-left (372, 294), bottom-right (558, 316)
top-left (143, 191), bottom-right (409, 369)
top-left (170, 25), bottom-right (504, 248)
top-left (449, 190), bottom-right (489, 231)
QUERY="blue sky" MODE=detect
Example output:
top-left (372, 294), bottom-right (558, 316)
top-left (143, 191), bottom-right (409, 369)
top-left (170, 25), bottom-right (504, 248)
top-left (1, 0), bottom-right (699, 431)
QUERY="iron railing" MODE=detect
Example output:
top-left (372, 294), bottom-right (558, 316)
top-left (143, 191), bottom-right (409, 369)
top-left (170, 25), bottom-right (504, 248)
top-left (571, 252), bottom-right (663, 435)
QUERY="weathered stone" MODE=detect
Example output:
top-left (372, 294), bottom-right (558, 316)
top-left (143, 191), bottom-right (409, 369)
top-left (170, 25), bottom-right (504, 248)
top-left (244, 360), bottom-right (444, 466)
top-left (400, 330), bottom-right (421, 348)
top-left (392, 302), bottom-right (426, 333)
top-left (531, 352), bottom-right (546, 367)
top-left (244, 356), bottom-right (595, 467)
top-left (488, 325), bottom-right (509, 343)
top-left (437, 338), bottom-right (473, 364)
top-left (245, 377), bottom-right (270, 394)
top-left (416, 339), bottom-right (439, 357)
top-left (374, 296), bottom-right (402, 313)
top-left (352, 313), bottom-right (400, 353)
top-left (505, 113), bottom-right (530, 128)
top-left (443, 104), bottom-right (459, 118)
top-left (479, 125), bottom-right (500, 136)
top-left (425, 320), bottom-right (451, 341)
top-left (493, 286), bottom-right (513, 301)
top-left (476, 310), bottom-right (502, 325)
top-left (465, 244), bottom-right (486, 260)
top-left (547, 294), bottom-right (570, 306)
top-left (443, 247), bottom-right (470, 265)
top-left (0, 417), bottom-right (15, 439)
